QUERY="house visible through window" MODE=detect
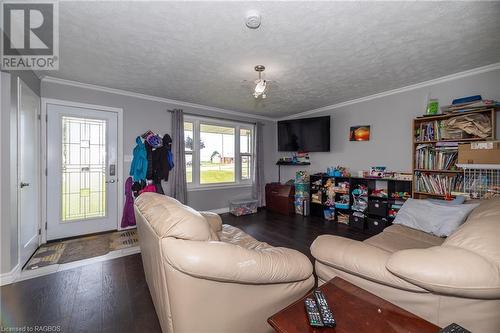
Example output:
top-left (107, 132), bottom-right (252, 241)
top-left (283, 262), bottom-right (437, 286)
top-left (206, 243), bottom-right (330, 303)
top-left (184, 116), bottom-right (254, 188)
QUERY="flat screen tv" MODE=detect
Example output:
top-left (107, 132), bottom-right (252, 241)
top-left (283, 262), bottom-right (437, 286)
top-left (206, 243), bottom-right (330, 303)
top-left (278, 116), bottom-right (330, 152)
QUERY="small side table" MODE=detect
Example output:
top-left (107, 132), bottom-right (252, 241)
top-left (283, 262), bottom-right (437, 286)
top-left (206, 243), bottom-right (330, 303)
top-left (268, 277), bottom-right (440, 333)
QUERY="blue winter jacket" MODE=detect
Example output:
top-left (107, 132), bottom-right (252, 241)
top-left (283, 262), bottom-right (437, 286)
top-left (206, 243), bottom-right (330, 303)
top-left (129, 136), bottom-right (148, 181)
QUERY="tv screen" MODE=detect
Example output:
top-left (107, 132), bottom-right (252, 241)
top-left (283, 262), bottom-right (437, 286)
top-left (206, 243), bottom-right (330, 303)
top-left (278, 116), bottom-right (330, 152)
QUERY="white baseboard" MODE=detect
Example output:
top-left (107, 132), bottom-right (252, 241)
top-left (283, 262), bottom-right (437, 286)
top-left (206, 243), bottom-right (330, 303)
top-left (0, 263), bottom-right (20, 286)
top-left (209, 207), bottom-right (230, 214)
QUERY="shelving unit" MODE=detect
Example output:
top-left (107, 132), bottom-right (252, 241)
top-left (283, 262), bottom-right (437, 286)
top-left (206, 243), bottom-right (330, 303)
top-left (276, 161), bottom-right (311, 183)
top-left (309, 174), bottom-right (412, 235)
top-left (412, 108), bottom-right (496, 199)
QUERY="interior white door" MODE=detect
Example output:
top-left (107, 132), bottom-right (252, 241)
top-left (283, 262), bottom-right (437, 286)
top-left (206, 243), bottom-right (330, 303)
top-left (18, 78), bottom-right (41, 267)
top-left (46, 104), bottom-right (118, 240)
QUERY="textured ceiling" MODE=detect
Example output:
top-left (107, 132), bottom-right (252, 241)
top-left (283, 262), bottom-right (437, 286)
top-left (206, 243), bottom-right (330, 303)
top-left (41, 1), bottom-right (500, 118)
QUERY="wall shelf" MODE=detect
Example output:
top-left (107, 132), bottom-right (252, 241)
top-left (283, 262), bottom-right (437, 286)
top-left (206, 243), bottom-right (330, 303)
top-left (276, 161), bottom-right (310, 183)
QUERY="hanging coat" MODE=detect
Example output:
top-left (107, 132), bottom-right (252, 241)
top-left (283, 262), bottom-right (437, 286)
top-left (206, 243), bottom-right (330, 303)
top-left (121, 177), bottom-right (136, 228)
top-left (129, 136), bottom-right (148, 181)
top-left (152, 134), bottom-right (174, 182)
top-left (145, 142), bottom-right (154, 180)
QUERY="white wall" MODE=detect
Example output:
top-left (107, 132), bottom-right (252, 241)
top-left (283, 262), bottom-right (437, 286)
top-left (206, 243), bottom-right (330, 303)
top-left (276, 68), bottom-right (500, 182)
top-left (41, 80), bottom-right (277, 212)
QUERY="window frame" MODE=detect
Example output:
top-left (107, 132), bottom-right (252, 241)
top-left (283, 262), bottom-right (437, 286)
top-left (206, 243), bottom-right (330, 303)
top-left (184, 115), bottom-right (254, 190)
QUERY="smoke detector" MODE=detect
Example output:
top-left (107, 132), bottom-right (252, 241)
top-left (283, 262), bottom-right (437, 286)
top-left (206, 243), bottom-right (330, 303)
top-left (245, 10), bottom-right (261, 29)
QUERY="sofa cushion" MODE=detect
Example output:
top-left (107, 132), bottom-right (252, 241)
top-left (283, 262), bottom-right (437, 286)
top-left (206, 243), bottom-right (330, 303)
top-left (218, 224), bottom-right (273, 251)
top-left (364, 224), bottom-right (444, 253)
top-left (387, 246), bottom-right (500, 299)
top-left (444, 198), bottom-right (500, 264)
top-left (163, 227), bottom-right (313, 284)
top-left (311, 235), bottom-right (425, 292)
top-left (134, 193), bottom-right (213, 241)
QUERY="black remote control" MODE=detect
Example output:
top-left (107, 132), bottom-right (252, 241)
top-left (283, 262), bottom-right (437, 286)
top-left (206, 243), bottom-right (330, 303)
top-left (304, 298), bottom-right (324, 327)
top-left (313, 289), bottom-right (336, 327)
top-left (439, 323), bottom-right (471, 333)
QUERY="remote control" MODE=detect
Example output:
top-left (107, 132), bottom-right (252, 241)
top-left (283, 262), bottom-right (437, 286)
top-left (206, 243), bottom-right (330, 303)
top-left (313, 289), bottom-right (336, 327)
top-left (304, 298), bottom-right (324, 327)
top-left (439, 323), bottom-right (471, 333)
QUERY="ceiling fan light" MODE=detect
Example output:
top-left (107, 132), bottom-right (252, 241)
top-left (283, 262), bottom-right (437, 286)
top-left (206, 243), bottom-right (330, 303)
top-left (254, 80), bottom-right (266, 94)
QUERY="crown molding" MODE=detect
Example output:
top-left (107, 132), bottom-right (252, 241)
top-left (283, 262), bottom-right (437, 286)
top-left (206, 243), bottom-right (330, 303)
top-left (278, 62), bottom-right (500, 120)
top-left (41, 76), bottom-right (276, 121)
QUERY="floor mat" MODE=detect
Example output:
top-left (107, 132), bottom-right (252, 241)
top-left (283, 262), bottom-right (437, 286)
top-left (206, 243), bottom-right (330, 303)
top-left (24, 229), bottom-right (139, 270)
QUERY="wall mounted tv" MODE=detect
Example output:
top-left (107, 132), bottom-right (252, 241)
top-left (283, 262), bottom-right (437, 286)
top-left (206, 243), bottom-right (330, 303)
top-left (278, 116), bottom-right (330, 152)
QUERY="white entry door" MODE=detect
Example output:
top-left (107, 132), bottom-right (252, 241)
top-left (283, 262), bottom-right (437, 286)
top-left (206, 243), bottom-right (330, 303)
top-left (18, 79), bottom-right (41, 267)
top-left (47, 103), bottom-right (119, 240)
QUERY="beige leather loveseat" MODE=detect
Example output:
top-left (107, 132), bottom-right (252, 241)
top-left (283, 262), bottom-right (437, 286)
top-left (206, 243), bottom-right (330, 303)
top-left (311, 198), bottom-right (500, 332)
top-left (135, 193), bottom-right (314, 333)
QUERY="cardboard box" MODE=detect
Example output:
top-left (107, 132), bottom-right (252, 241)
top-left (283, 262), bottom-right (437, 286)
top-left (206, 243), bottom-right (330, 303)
top-left (458, 141), bottom-right (500, 164)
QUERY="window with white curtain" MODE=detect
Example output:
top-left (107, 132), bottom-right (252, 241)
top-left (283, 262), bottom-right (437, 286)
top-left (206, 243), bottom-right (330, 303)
top-left (184, 116), bottom-right (254, 188)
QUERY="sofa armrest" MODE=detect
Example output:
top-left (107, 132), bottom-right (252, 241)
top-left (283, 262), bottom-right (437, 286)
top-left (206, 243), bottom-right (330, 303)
top-left (311, 235), bottom-right (425, 292)
top-left (199, 211), bottom-right (222, 233)
top-left (163, 238), bottom-right (313, 284)
top-left (386, 246), bottom-right (500, 299)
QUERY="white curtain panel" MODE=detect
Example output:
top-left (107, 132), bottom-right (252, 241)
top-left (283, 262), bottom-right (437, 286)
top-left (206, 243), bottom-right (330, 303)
top-left (171, 109), bottom-right (188, 204)
top-left (252, 122), bottom-right (265, 207)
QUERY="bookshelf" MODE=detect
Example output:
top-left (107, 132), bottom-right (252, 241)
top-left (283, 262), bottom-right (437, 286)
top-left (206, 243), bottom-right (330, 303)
top-left (412, 108), bottom-right (496, 199)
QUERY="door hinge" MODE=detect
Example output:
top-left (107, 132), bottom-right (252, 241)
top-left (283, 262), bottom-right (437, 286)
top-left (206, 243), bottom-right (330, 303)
top-left (45, 114), bottom-right (48, 122)
top-left (38, 228), bottom-right (41, 235)
top-left (37, 114), bottom-right (41, 120)
top-left (45, 222), bottom-right (47, 230)
top-left (45, 168), bottom-right (47, 176)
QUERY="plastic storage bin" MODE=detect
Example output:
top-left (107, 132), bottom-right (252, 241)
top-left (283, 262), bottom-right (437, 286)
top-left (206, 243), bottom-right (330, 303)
top-left (229, 199), bottom-right (258, 216)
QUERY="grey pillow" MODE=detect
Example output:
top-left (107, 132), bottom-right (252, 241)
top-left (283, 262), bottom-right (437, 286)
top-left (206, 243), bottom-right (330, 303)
top-left (393, 199), bottom-right (479, 237)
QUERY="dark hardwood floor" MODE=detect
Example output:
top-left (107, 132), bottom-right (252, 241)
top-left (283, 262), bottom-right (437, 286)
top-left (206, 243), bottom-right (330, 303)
top-left (222, 209), bottom-right (368, 261)
top-left (1, 209), bottom-right (368, 333)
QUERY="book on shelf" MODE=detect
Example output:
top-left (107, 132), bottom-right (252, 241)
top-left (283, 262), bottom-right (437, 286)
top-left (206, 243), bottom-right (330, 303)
top-left (441, 99), bottom-right (498, 114)
top-left (415, 172), bottom-right (463, 195)
top-left (415, 142), bottom-right (458, 170)
top-left (415, 120), bottom-right (443, 141)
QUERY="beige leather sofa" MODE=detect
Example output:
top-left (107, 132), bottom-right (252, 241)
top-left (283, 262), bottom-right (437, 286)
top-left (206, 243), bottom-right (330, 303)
top-left (311, 198), bottom-right (500, 332)
top-left (135, 193), bottom-right (314, 333)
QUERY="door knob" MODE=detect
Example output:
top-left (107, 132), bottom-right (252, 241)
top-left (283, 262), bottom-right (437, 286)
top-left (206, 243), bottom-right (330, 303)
top-left (105, 179), bottom-right (116, 184)
top-left (20, 182), bottom-right (30, 188)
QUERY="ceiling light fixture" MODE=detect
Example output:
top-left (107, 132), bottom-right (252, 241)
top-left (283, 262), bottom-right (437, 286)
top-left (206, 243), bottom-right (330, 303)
top-left (253, 65), bottom-right (267, 99)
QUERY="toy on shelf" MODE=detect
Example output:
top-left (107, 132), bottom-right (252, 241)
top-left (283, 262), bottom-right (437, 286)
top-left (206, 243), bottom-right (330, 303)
top-left (295, 170), bottom-right (310, 184)
top-left (334, 194), bottom-right (350, 210)
top-left (369, 166), bottom-right (386, 178)
top-left (390, 192), bottom-right (411, 200)
top-left (311, 192), bottom-right (322, 204)
top-left (326, 166), bottom-right (350, 177)
top-left (352, 184), bottom-right (368, 212)
top-left (323, 178), bottom-right (336, 207)
top-left (334, 181), bottom-right (350, 194)
top-left (371, 188), bottom-right (388, 198)
top-left (388, 202), bottom-right (404, 218)
top-left (295, 171), bottom-right (310, 215)
top-left (337, 212), bottom-right (349, 225)
top-left (323, 208), bottom-right (335, 221)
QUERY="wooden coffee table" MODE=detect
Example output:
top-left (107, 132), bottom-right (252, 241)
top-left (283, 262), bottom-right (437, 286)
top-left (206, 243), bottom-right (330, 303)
top-left (268, 277), bottom-right (441, 333)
